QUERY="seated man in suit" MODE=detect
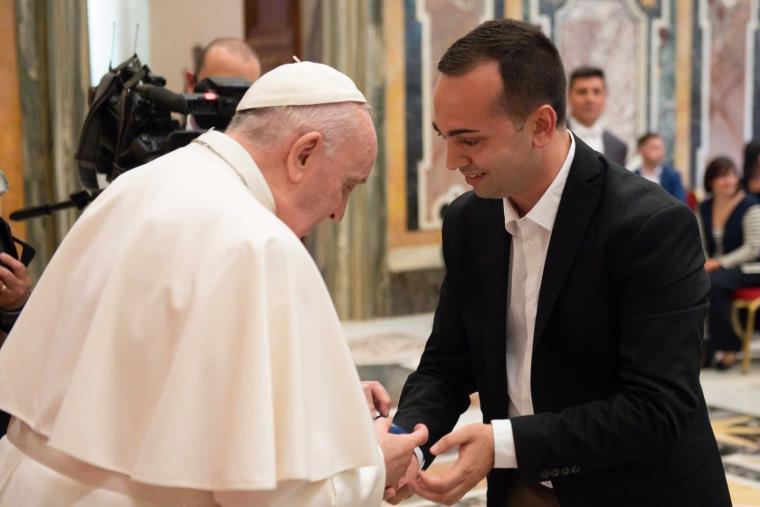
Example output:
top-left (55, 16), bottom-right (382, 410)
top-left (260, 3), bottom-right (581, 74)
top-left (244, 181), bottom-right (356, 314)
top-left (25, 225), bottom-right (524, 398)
top-left (634, 132), bottom-right (687, 202)
top-left (388, 18), bottom-right (730, 507)
top-left (567, 66), bottom-right (628, 166)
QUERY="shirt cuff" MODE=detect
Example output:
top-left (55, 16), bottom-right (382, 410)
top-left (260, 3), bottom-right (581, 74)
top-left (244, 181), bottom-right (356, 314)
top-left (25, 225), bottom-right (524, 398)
top-left (413, 447), bottom-right (425, 469)
top-left (491, 419), bottom-right (518, 469)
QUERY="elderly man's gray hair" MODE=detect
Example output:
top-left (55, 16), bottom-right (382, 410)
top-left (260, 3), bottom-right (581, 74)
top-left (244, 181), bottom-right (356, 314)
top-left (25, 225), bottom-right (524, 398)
top-left (226, 102), bottom-right (373, 158)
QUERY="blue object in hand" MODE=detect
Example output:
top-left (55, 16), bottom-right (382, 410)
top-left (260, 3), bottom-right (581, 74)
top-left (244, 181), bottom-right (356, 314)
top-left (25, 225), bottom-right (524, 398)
top-left (389, 423), bottom-right (408, 435)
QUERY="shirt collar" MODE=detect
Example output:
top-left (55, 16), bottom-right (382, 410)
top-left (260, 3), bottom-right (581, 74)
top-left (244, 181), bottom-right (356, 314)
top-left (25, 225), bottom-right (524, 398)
top-left (194, 130), bottom-right (277, 213)
top-left (503, 130), bottom-right (576, 232)
top-left (569, 115), bottom-right (603, 138)
top-left (640, 165), bottom-right (663, 178)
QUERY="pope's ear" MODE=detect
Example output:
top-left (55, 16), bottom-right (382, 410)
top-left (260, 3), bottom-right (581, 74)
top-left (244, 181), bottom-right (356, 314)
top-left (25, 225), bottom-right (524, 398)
top-left (286, 132), bottom-right (322, 183)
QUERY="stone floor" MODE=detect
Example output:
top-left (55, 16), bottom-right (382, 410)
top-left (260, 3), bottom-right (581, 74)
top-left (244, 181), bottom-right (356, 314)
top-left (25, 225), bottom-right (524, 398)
top-left (343, 313), bottom-right (760, 507)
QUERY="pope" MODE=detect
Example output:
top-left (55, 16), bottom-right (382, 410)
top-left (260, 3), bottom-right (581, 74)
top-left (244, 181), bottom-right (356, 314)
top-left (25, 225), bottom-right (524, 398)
top-left (0, 62), bottom-right (427, 507)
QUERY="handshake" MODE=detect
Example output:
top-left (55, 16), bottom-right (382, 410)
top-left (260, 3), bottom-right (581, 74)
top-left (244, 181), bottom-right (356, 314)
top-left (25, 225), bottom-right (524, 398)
top-left (362, 382), bottom-right (495, 505)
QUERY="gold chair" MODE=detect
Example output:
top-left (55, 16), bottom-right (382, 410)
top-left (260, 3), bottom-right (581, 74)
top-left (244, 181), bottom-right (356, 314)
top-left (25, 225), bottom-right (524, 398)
top-left (730, 287), bottom-right (760, 374)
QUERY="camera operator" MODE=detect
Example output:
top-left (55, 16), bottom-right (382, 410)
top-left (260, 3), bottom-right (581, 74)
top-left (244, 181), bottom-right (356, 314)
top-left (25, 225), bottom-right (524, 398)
top-left (0, 253), bottom-right (31, 335)
top-left (184, 37), bottom-right (261, 129)
top-left (0, 173), bottom-right (31, 339)
top-left (0, 170), bottom-right (33, 440)
top-left (0, 251), bottom-right (30, 438)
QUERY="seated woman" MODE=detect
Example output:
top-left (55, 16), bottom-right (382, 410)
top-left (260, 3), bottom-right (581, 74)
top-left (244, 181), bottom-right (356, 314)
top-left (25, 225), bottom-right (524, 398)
top-left (699, 156), bottom-right (760, 369)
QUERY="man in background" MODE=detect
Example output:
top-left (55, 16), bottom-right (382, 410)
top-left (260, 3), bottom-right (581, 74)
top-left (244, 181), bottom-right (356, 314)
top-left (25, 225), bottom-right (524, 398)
top-left (184, 37), bottom-right (262, 130)
top-left (634, 132), bottom-right (686, 201)
top-left (567, 66), bottom-right (628, 166)
top-left (185, 37), bottom-right (262, 93)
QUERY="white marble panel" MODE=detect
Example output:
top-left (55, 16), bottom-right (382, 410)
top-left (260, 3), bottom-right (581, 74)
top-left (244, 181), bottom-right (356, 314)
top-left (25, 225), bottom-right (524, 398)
top-left (554, 0), bottom-right (648, 153)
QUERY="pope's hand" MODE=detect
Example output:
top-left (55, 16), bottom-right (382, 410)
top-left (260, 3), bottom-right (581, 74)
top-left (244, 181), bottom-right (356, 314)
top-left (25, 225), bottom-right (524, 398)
top-left (384, 453), bottom-right (419, 504)
top-left (361, 380), bottom-right (391, 418)
top-left (413, 423), bottom-right (494, 505)
top-left (374, 418), bottom-right (428, 498)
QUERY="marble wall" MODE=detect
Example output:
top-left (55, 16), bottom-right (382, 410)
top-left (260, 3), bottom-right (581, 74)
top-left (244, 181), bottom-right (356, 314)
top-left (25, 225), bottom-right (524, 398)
top-left (693, 0), bottom-right (759, 187)
top-left (385, 0), bottom-right (760, 284)
top-left (305, 0), bottom-right (760, 316)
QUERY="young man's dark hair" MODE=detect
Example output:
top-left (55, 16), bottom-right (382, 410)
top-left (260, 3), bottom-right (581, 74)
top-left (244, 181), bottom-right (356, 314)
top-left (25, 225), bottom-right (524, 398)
top-left (437, 19), bottom-right (567, 125)
top-left (637, 131), bottom-right (661, 149)
top-left (703, 155), bottom-right (738, 194)
top-left (569, 65), bottom-right (606, 88)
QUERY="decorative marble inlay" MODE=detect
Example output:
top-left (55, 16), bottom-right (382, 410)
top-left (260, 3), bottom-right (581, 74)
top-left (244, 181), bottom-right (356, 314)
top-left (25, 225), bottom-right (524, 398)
top-left (705, 0), bottom-right (752, 169)
top-left (693, 0), bottom-right (756, 187)
top-left (413, 0), bottom-right (497, 231)
top-left (554, 0), bottom-right (648, 155)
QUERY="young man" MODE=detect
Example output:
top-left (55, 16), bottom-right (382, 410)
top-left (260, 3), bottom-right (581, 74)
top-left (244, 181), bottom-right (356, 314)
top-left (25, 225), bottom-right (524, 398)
top-left (634, 132), bottom-right (686, 202)
top-left (391, 19), bottom-right (729, 507)
top-left (567, 66), bottom-right (628, 166)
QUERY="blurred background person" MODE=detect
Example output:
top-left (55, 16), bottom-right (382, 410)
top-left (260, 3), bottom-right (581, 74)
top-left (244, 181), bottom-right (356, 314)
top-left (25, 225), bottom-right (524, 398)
top-left (634, 132), bottom-right (686, 202)
top-left (184, 37), bottom-right (262, 130)
top-left (566, 66), bottom-right (628, 166)
top-left (0, 170), bottom-right (33, 439)
top-left (184, 37), bottom-right (261, 92)
top-left (742, 139), bottom-right (760, 199)
top-left (698, 156), bottom-right (760, 370)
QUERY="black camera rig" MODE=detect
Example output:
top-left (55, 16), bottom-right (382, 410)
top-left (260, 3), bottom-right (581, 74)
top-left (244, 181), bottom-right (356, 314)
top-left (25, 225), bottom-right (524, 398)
top-left (11, 54), bottom-right (250, 221)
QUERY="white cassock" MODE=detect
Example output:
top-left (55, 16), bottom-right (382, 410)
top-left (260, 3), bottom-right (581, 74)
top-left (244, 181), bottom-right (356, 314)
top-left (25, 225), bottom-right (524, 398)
top-left (0, 130), bottom-right (385, 506)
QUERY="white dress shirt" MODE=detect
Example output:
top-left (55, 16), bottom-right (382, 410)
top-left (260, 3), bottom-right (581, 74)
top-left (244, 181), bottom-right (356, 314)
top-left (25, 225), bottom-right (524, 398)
top-left (639, 165), bottom-right (663, 185)
top-left (491, 131), bottom-right (576, 471)
top-left (569, 116), bottom-right (603, 154)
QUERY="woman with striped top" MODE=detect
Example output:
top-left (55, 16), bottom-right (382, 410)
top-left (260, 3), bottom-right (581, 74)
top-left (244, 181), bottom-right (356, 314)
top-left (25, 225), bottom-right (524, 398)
top-left (699, 156), bottom-right (760, 370)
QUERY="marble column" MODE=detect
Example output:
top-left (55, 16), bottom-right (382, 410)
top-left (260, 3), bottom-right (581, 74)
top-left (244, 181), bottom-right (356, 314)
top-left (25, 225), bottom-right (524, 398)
top-left (14, 0), bottom-right (90, 277)
top-left (301, 0), bottom-right (390, 319)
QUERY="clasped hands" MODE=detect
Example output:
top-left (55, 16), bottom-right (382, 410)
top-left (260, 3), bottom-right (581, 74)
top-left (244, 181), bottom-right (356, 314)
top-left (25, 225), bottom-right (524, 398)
top-left (362, 381), bottom-right (494, 505)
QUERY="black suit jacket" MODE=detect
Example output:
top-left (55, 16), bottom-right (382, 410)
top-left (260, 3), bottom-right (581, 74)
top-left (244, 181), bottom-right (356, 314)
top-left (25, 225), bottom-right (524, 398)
top-left (394, 139), bottom-right (730, 506)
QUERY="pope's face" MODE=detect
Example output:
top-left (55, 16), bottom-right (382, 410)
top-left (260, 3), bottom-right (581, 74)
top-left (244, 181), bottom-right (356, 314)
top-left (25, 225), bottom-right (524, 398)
top-left (298, 109), bottom-right (377, 236)
top-left (433, 60), bottom-right (538, 200)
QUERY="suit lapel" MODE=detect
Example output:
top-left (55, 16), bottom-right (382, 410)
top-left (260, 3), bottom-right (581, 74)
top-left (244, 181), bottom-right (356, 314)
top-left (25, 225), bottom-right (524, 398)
top-left (475, 200), bottom-right (510, 419)
top-left (533, 141), bottom-right (604, 350)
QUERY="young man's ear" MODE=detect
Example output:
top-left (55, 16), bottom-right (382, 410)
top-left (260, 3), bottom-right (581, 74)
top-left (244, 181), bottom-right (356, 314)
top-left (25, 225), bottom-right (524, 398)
top-left (286, 132), bottom-right (322, 183)
top-left (531, 105), bottom-right (558, 149)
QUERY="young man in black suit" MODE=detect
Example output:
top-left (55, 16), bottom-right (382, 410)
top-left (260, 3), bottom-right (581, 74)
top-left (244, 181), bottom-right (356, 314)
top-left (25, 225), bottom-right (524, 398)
top-left (390, 19), bottom-right (730, 507)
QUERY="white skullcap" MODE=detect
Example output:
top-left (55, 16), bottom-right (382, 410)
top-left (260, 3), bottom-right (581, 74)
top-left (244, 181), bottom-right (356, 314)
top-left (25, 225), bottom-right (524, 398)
top-left (236, 61), bottom-right (367, 111)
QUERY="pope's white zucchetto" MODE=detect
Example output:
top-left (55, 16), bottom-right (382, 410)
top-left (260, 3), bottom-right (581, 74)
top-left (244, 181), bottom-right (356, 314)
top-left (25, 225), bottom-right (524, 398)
top-left (236, 61), bottom-right (367, 111)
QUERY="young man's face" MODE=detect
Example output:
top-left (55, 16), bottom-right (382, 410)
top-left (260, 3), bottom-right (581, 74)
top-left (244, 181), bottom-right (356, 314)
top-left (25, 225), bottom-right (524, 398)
top-left (639, 136), bottom-right (666, 167)
top-left (567, 76), bottom-right (607, 127)
top-left (433, 60), bottom-right (538, 200)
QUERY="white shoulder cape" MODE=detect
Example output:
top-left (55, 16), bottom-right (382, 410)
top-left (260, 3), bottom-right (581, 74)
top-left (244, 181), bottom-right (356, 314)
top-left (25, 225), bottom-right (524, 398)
top-left (0, 132), bottom-right (382, 491)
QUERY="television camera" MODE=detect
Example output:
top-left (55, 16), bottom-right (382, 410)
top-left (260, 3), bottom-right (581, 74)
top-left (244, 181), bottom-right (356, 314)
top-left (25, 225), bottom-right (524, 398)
top-left (11, 54), bottom-right (250, 221)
